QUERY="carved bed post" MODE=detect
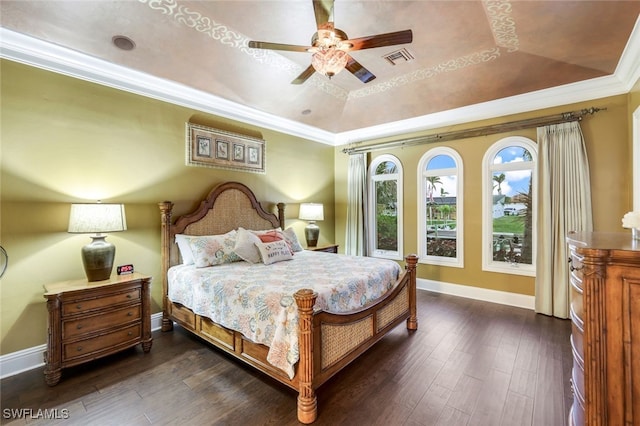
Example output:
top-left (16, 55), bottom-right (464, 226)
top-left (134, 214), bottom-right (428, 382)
top-left (405, 254), bottom-right (418, 331)
top-left (158, 201), bottom-right (174, 332)
top-left (294, 289), bottom-right (318, 424)
top-left (276, 202), bottom-right (285, 229)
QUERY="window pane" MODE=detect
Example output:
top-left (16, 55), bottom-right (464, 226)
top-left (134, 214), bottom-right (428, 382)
top-left (426, 174), bottom-right (457, 258)
top-left (375, 161), bottom-right (397, 175)
top-left (493, 147), bottom-right (532, 164)
top-left (491, 169), bottom-right (532, 265)
top-left (375, 180), bottom-right (397, 251)
top-left (427, 154), bottom-right (456, 170)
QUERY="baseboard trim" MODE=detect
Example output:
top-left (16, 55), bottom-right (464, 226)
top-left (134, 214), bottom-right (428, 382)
top-left (2, 284), bottom-right (534, 379)
top-left (417, 278), bottom-right (535, 310)
top-left (0, 312), bottom-right (164, 380)
top-left (0, 343), bottom-right (47, 380)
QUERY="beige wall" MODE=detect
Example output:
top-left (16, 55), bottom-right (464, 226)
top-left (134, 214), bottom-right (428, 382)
top-left (629, 77), bottom-right (640, 210)
top-left (0, 60), bottom-right (335, 354)
top-left (335, 94), bottom-right (633, 297)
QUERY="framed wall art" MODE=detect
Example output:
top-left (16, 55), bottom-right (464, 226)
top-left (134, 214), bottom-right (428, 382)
top-left (186, 123), bottom-right (265, 173)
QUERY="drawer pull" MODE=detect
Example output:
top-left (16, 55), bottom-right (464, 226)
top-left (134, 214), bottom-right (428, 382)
top-left (127, 312), bottom-right (133, 316)
top-left (568, 256), bottom-right (583, 272)
top-left (77, 324), bottom-right (83, 330)
top-left (76, 304), bottom-right (82, 310)
top-left (76, 346), bottom-right (83, 352)
top-left (127, 294), bottom-right (132, 298)
top-left (128, 331), bottom-right (133, 336)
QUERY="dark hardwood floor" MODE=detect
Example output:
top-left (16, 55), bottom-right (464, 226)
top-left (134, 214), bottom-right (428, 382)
top-left (1, 290), bottom-right (572, 425)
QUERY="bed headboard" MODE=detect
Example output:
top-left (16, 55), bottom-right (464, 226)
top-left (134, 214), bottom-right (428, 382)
top-left (159, 181), bottom-right (285, 307)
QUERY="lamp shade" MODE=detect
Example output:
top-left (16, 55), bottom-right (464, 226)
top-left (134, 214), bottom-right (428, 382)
top-left (68, 203), bottom-right (127, 234)
top-left (299, 203), bottom-right (324, 221)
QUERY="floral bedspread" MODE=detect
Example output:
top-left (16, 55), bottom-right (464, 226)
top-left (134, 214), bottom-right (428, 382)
top-left (167, 251), bottom-right (401, 379)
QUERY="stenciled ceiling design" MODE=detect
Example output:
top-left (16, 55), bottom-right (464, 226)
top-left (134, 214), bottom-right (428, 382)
top-left (1, 1), bottom-right (639, 145)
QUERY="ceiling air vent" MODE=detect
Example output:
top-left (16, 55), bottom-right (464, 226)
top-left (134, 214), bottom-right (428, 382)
top-left (383, 48), bottom-right (414, 65)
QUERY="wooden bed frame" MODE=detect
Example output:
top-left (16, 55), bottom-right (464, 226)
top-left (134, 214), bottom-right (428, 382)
top-left (159, 181), bottom-right (418, 423)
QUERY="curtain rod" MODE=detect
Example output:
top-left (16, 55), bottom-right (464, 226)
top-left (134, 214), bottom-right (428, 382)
top-left (342, 107), bottom-right (605, 155)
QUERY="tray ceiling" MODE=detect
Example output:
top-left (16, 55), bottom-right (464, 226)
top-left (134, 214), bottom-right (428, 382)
top-left (1, 1), bottom-right (639, 145)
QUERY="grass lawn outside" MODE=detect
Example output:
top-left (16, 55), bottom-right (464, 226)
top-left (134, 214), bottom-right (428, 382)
top-left (493, 215), bottom-right (525, 234)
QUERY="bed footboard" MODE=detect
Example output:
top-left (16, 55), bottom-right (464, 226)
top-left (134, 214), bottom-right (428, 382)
top-left (294, 254), bottom-right (418, 424)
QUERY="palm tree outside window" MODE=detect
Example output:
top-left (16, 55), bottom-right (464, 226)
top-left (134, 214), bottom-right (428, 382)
top-left (418, 147), bottom-right (464, 268)
top-left (482, 136), bottom-right (537, 276)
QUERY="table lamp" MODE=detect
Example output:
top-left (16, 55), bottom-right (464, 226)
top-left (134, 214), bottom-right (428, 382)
top-left (68, 203), bottom-right (127, 281)
top-left (298, 203), bottom-right (324, 247)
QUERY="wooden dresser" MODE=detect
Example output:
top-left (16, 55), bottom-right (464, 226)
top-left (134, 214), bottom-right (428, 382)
top-left (567, 232), bottom-right (640, 426)
top-left (43, 273), bottom-right (152, 385)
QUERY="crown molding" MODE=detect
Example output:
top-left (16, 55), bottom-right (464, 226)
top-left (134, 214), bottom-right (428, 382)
top-left (0, 28), bottom-right (336, 145)
top-left (617, 15), bottom-right (640, 92)
top-left (334, 73), bottom-right (626, 145)
top-left (2, 16), bottom-right (639, 147)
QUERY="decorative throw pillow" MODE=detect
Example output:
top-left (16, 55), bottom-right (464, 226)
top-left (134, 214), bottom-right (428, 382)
top-left (233, 227), bottom-right (263, 264)
top-left (255, 240), bottom-right (294, 265)
top-left (187, 231), bottom-right (241, 268)
top-left (252, 228), bottom-right (294, 254)
top-left (257, 230), bottom-right (282, 243)
top-left (283, 227), bottom-right (304, 252)
top-left (175, 234), bottom-right (195, 265)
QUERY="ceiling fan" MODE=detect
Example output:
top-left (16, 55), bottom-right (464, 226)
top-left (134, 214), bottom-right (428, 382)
top-left (248, 0), bottom-right (413, 84)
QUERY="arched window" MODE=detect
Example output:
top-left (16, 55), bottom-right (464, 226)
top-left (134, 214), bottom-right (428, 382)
top-left (482, 136), bottom-right (537, 276)
top-left (368, 155), bottom-right (403, 260)
top-left (417, 147), bottom-right (463, 267)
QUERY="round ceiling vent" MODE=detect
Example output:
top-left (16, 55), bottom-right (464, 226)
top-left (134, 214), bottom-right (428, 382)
top-left (112, 35), bottom-right (136, 51)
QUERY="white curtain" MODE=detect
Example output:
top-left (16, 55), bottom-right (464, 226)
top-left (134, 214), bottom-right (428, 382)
top-left (535, 121), bottom-right (593, 318)
top-left (345, 153), bottom-right (368, 256)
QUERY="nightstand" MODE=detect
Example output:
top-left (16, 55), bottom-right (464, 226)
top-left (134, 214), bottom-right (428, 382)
top-left (308, 244), bottom-right (339, 253)
top-left (43, 273), bottom-right (152, 386)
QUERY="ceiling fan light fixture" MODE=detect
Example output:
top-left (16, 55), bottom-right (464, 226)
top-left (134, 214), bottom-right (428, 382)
top-left (247, 1), bottom-right (412, 84)
top-left (311, 47), bottom-right (348, 78)
top-left (313, 28), bottom-right (348, 49)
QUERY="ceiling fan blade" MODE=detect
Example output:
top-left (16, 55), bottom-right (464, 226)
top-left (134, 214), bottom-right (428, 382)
top-left (345, 56), bottom-right (376, 83)
top-left (345, 29), bottom-right (413, 51)
top-left (248, 41), bottom-right (311, 53)
top-left (292, 64), bottom-right (316, 84)
top-left (313, 0), bottom-right (334, 30)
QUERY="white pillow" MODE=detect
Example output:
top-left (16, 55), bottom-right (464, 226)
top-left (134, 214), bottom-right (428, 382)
top-left (255, 240), bottom-right (294, 265)
top-left (187, 231), bottom-right (241, 268)
top-left (234, 227), bottom-right (263, 264)
top-left (283, 227), bottom-right (304, 252)
top-left (175, 234), bottom-right (195, 265)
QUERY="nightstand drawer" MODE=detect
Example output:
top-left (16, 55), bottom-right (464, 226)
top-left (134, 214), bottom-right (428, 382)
top-left (62, 288), bottom-right (141, 316)
top-left (63, 323), bottom-right (141, 361)
top-left (63, 305), bottom-right (141, 339)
